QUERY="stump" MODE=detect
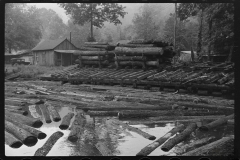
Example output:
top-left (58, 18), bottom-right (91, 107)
top-left (5, 120), bottom-right (38, 147)
top-left (59, 112), bottom-right (74, 130)
top-left (34, 131), bottom-right (64, 156)
top-left (5, 131), bottom-right (23, 148)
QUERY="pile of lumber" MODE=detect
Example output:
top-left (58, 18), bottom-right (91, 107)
top-left (115, 39), bottom-right (175, 69)
top-left (75, 42), bottom-right (116, 68)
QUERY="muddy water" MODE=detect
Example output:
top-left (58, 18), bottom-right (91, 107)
top-left (5, 106), bottom-right (234, 156)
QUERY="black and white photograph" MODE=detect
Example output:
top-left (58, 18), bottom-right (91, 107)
top-left (4, 3), bottom-right (235, 156)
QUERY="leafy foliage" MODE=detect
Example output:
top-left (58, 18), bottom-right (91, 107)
top-left (5, 4), bottom-right (42, 53)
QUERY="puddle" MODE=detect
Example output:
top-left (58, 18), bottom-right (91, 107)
top-left (5, 109), bottom-right (234, 156)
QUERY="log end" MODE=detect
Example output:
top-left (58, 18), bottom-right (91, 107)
top-left (23, 111), bottom-right (28, 116)
top-left (10, 142), bottom-right (23, 148)
top-left (23, 136), bottom-right (38, 147)
top-left (53, 118), bottom-right (61, 122)
top-left (161, 147), bottom-right (170, 152)
top-left (45, 120), bottom-right (52, 124)
top-left (148, 136), bottom-right (156, 140)
top-left (59, 125), bottom-right (69, 130)
top-left (38, 133), bottom-right (47, 139)
top-left (199, 126), bottom-right (209, 131)
top-left (68, 136), bottom-right (78, 143)
top-left (32, 121), bottom-right (43, 128)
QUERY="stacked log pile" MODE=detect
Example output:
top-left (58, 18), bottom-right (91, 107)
top-left (75, 42), bottom-right (116, 68)
top-left (115, 39), bottom-right (175, 69)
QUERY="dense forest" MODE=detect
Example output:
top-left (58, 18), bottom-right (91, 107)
top-left (5, 3), bottom-right (234, 58)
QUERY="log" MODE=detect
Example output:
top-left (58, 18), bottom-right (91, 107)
top-left (5, 111), bottom-right (43, 128)
top-left (107, 118), bottom-right (156, 140)
top-left (136, 124), bottom-right (185, 156)
top-left (82, 60), bottom-right (109, 65)
top-left (149, 115), bottom-right (225, 121)
top-left (115, 47), bottom-right (164, 56)
top-left (79, 47), bottom-right (106, 51)
top-left (182, 136), bottom-right (234, 156)
top-left (59, 112), bottom-right (74, 130)
top-left (83, 44), bottom-right (109, 49)
top-left (161, 123), bottom-right (198, 152)
top-left (5, 120), bottom-right (38, 146)
top-left (39, 104), bottom-right (52, 123)
top-left (73, 51), bottom-right (114, 56)
top-left (115, 56), bottom-right (146, 61)
top-left (199, 114), bottom-right (234, 131)
top-left (118, 44), bottom-right (155, 48)
top-left (46, 103), bottom-right (61, 122)
top-left (29, 105), bottom-right (42, 119)
top-left (87, 110), bottom-right (118, 117)
top-left (95, 141), bottom-right (113, 156)
top-left (5, 108), bottom-right (28, 115)
top-left (81, 56), bottom-right (104, 61)
top-left (5, 104), bottom-right (23, 110)
top-left (34, 131), bottom-right (64, 156)
top-left (146, 61), bottom-right (159, 67)
top-left (5, 131), bottom-right (23, 148)
top-left (117, 61), bottom-right (144, 66)
top-left (68, 111), bottom-right (86, 142)
top-left (5, 99), bottom-right (25, 106)
top-left (227, 119), bottom-right (234, 125)
top-left (5, 116), bottom-right (46, 139)
top-left (175, 136), bottom-right (216, 155)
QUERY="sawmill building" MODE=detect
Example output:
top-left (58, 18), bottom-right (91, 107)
top-left (32, 38), bottom-right (78, 66)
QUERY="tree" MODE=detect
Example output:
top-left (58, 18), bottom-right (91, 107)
top-left (59, 3), bottom-right (127, 42)
top-left (132, 4), bottom-right (159, 40)
top-left (35, 8), bottom-right (68, 40)
top-left (5, 4), bottom-right (42, 53)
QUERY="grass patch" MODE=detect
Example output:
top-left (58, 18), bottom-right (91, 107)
top-left (5, 64), bottom-right (65, 79)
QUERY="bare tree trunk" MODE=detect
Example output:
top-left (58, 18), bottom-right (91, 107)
top-left (207, 17), bottom-right (213, 61)
top-left (197, 9), bottom-right (204, 57)
top-left (90, 3), bottom-right (93, 41)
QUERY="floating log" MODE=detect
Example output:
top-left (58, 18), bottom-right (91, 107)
top-left (5, 131), bottom-right (23, 148)
top-left (29, 105), bottom-right (42, 118)
top-left (136, 124), bottom-right (185, 156)
top-left (34, 131), bottom-right (64, 156)
top-left (73, 51), bottom-right (114, 56)
top-left (115, 56), bottom-right (146, 61)
top-left (46, 103), bottom-right (61, 122)
top-left (5, 120), bottom-right (38, 147)
top-left (5, 116), bottom-right (46, 139)
top-left (68, 110), bottom-right (86, 142)
top-left (39, 104), bottom-right (52, 124)
top-left (5, 105), bottom-right (23, 110)
top-left (108, 118), bottom-right (156, 140)
top-left (115, 47), bottom-right (164, 56)
top-left (182, 136), bottom-right (234, 156)
top-left (199, 114), bottom-right (234, 131)
top-left (59, 112), bottom-right (74, 130)
top-left (175, 136), bottom-right (216, 155)
top-left (5, 108), bottom-right (28, 115)
top-left (5, 111), bottom-right (43, 128)
top-left (95, 141), bottom-right (113, 156)
top-left (161, 123), bottom-right (198, 152)
top-left (87, 110), bottom-right (118, 117)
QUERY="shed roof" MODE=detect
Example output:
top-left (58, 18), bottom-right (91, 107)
top-left (32, 38), bottom-right (69, 51)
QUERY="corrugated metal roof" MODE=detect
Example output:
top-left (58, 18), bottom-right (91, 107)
top-left (32, 38), bottom-right (67, 51)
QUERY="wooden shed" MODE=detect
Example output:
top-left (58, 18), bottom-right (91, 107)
top-left (32, 38), bottom-right (78, 66)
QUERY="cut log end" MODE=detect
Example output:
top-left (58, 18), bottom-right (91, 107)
top-left (53, 117), bottom-right (61, 122)
top-left (32, 121), bottom-right (43, 128)
top-left (46, 120), bottom-right (52, 124)
top-left (23, 136), bottom-right (38, 147)
top-left (161, 147), bottom-right (170, 152)
top-left (38, 133), bottom-right (47, 139)
top-left (199, 126), bottom-right (209, 131)
top-left (149, 136), bottom-right (157, 140)
top-left (59, 125), bottom-right (69, 130)
top-left (10, 141), bottom-right (23, 148)
top-left (23, 111), bottom-right (28, 116)
top-left (68, 136), bottom-right (78, 143)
